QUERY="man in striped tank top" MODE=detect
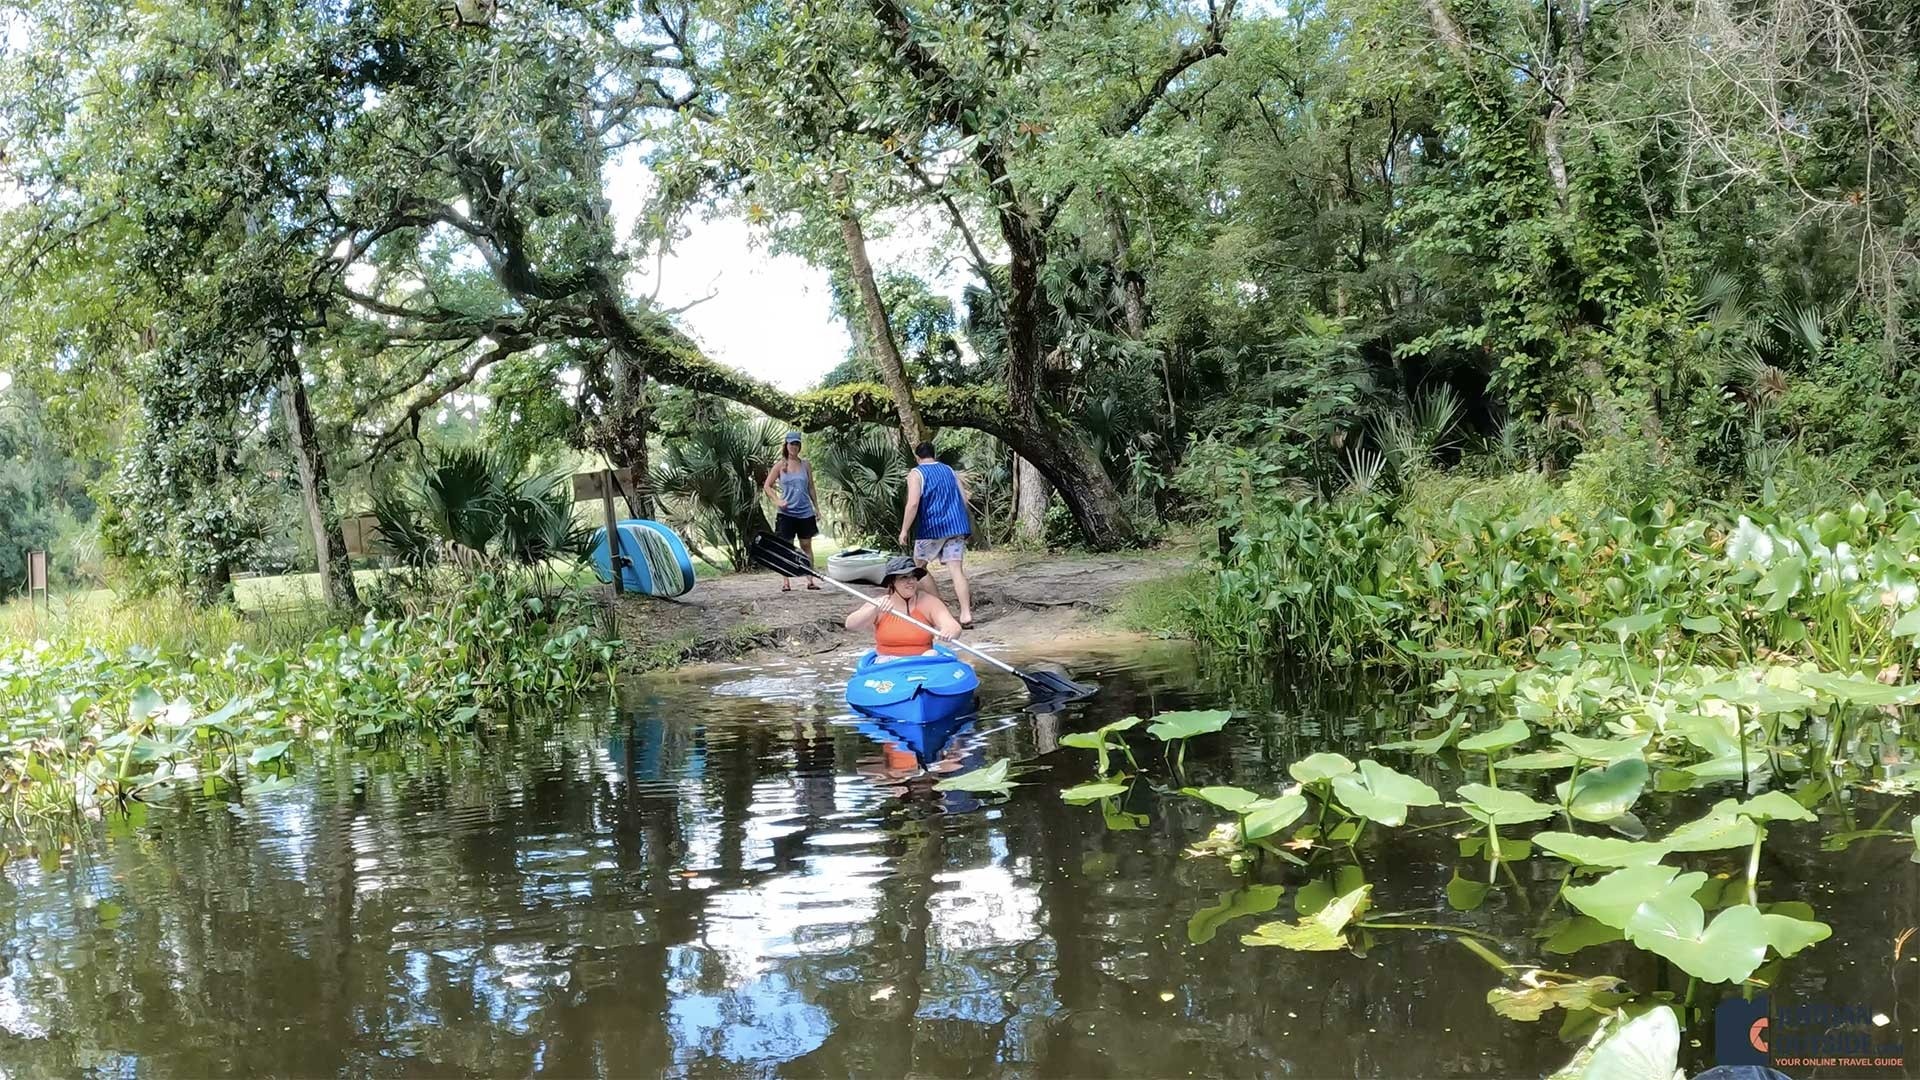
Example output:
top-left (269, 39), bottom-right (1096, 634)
top-left (898, 441), bottom-right (975, 628)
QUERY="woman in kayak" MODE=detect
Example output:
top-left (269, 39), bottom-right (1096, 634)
top-left (845, 557), bottom-right (964, 656)
top-left (762, 431), bottom-right (821, 591)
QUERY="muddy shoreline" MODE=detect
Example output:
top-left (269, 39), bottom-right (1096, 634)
top-left (609, 545), bottom-right (1186, 671)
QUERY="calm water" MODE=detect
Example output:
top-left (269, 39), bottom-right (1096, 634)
top-left (1, 642), bottom-right (1915, 1077)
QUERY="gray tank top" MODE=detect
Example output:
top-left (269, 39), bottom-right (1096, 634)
top-left (778, 461), bottom-right (814, 517)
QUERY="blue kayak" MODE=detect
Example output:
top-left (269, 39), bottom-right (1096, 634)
top-left (845, 647), bottom-right (979, 725)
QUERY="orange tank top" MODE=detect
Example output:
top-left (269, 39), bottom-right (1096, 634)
top-left (874, 599), bottom-right (936, 656)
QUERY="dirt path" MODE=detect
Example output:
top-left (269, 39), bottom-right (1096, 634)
top-left (611, 546), bottom-right (1183, 669)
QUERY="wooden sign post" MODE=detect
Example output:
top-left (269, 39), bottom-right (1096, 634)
top-left (597, 469), bottom-right (626, 595)
top-left (26, 550), bottom-right (48, 615)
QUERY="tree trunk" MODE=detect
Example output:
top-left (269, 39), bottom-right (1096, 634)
top-left (836, 178), bottom-right (930, 446)
top-left (1001, 402), bottom-right (1137, 549)
top-left (1106, 199), bottom-right (1149, 339)
top-left (281, 371), bottom-right (360, 610)
top-left (1540, 0), bottom-right (1587, 204)
top-left (999, 209), bottom-right (1048, 408)
top-left (1014, 455), bottom-right (1049, 543)
top-left (587, 280), bottom-right (655, 518)
top-left (1422, 0), bottom-right (1469, 57)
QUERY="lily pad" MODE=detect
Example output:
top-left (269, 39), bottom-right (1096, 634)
top-left (1330, 760), bottom-right (1441, 826)
top-left (1797, 671), bottom-right (1920, 706)
top-left (1555, 758), bottom-right (1649, 823)
top-left (1627, 900), bottom-right (1830, 984)
top-left (1061, 780), bottom-right (1130, 803)
top-left (1700, 679), bottom-right (1811, 714)
top-left (1661, 801), bottom-right (1760, 852)
top-left (1376, 719), bottom-right (1467, 754)
top-left (1488, 974), bottom-right (1625, 1022)
top-left (1460, 834), bottom-right (1534, 861)
top-left (1147, 710), bottom-right (1232, 741)
top-left (1187, 883), bottom-right (1285, 944)
top-left (1533, 832), bottom-right (1669, 868)
top-left (1550, 1006), bottom-right (1682, 1080)
top-left (1060, 717), bottom-right (1144, 774)
top-left (1668, 710), bottom-right (1743, 759)
top-left (195, 696), bottom-right (251, 730)
top-left (1454, 783), bottom-right (1558, 826)
top-left (934, 758), bottom-right (1022, 794)
top-left (1756, 908), bottom-right (1832, 958)
top-left (1243, 793), bottom-right (1309, 840)
top-left (1289, 752), bottom-right (1356, 784)
top-left (1184, 785), bottom-right (1262, 814)
top-left (1542, 916), bottom-right (1627, 955)
top-left (1733, 790), bottom-right (1817, 823)
top-left (1683, 754), bottom-right (1766, 785)
top-left (128, 686), bottom-right (165, 724)
top-left (1459, 717), bottom-right (1531, 754)
top-left (1550, 732), bottom-right (1651, 764)
top-left (1499, 750), bottom-right (1582, 770)
top-left (246, 740), bottom-right (292, 766)
top-left (1565, 866), bottom-right (1703, 930)
top-left (1294, 866), bottom-right (1366, 917)
top-left (1447, 870), bottom-right (1491, 912)
top-left (1241, 885), bottom-right (1371, 951)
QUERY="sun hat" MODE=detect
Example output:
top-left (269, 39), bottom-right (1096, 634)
top-left (785, 431), bottom-right (803, 444)
top-left (880, 556), bottom-right (926, 585)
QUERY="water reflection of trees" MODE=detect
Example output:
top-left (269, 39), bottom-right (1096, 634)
top-left (17, 658), bottom-right (1896, 1076)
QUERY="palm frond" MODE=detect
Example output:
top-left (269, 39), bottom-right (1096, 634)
top-left (417, 447), bottom-right (509, 555)
top-left (370, 487), bottom-right (438, 568)
top-left (1778, 304), bottom-right (1826, 361)
top-left (813, 425), bottom-right (909, 543)
top-left (1339, 447), bottom-right (1388, 496)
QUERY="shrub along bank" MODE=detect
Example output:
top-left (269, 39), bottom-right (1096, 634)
top-left (1184, 469), bottom-right (1920, 673)
top-left (0, 574), bottom-right (616, 835)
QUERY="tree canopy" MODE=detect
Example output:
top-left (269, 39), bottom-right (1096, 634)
top-left (5, 0), bottom-right (1920, 595)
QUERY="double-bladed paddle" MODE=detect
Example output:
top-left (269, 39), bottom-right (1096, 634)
top-left (749, 533), bottom-right (1099, 706)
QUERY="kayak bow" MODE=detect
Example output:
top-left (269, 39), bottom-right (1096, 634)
top-left (845, 646), bottom-right (979, 725)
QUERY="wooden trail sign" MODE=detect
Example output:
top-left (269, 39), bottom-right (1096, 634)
top-left (26, 550), bottom-right (48, 613)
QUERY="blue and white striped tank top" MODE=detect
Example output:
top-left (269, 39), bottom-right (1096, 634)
top-left (913, 462), bottom-right (971, 539)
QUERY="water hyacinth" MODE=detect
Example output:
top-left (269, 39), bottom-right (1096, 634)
top-left (1188, 489), bottom-right (1920, 671)
top-left (0, 576), bottom-right (618, 835)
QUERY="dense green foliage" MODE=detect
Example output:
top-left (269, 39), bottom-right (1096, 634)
top-left (8, 0), bottom-right (1920, 579)
top-left (649, 403), bottom-right (781, 569)
top-left (1182, 466), bottom-right (1920, 670)
top-left (0, 576), bottom-right (615, 832)
top-left (370, 448), bottom-right (591, 570)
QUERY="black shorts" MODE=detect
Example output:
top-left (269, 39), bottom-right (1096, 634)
top-left (775, 513), bottom-right (819, 541)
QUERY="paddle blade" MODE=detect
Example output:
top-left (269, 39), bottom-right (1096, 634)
top-left (748, 532), bottom-right (811, 577)
top-left (1019, 667), bottom-right (1098, 703)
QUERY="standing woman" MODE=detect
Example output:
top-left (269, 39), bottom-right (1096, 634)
top-left (763, 431), bottom-right (821, 591)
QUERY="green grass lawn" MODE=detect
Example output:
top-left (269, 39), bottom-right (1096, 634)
top-left (2, 530), bottom-right (868, 653)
